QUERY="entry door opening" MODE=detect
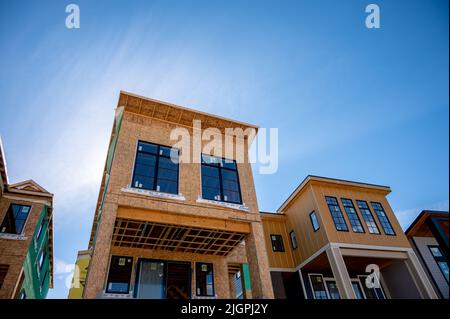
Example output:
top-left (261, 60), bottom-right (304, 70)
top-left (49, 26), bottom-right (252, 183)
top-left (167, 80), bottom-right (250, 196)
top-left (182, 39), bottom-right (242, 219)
top-left (135, 259), bottom-right (190, 299)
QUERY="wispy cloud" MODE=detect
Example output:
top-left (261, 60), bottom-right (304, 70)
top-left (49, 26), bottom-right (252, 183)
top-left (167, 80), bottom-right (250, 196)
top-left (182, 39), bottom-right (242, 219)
top-left (395, 199), bottom-right (449, 230)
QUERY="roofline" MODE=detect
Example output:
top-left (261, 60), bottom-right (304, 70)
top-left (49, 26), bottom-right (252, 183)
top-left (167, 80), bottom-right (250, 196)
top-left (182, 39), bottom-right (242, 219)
top-left (277, 175), bottom-right (391, 212)
top-left (405, 210), bottom-right (449, 235)
top-left (119, 90), bottom-right (259, 130)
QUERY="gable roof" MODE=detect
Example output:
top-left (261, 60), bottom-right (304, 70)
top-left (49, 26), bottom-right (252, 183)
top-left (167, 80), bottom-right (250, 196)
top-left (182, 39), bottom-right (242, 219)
top-left (7, 179), bottom-right (53, 198)
top-left (405, 210), bottom-right (449, 237)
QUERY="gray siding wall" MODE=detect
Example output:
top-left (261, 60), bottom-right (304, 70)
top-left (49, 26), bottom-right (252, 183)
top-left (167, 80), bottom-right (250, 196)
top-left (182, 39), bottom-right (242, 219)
top-left (412, 236), bottom-right (449, 299)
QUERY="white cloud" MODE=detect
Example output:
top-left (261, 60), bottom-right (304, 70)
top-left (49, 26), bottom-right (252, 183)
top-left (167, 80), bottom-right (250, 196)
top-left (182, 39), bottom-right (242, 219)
top-left (396, 199), bottom-right (449, 230)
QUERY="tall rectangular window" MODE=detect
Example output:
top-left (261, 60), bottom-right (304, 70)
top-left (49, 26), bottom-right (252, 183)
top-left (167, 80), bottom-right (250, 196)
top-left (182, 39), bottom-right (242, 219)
top-left (201, 154), bottom-right (242, 204)
top-left (325, 196), bottom-right (348, 231)
top-left (38, 249), bottom-right (47, 271)
top-left (131, 141), bottom-right (179, 194)
top-left (309, 275), bottom-right (328, 299)
top-left (270, 234), bottom-right (285, 252)
top-left (429, 246), bottom-right (449, 283)
top-left (106, 256), bottom-right (133, 294)
top-left (371, 202), bottom-right (395, 235)
top-left (310, 211), bottom-right (320, 231)
top-left (356, 200), bottom-right (380, 234)
top-left (289, 230), bottom-right (298, 250)
top-left (196, 262), bottom-right (214, 296)
top-left (0, 204), bottom-right (31, 235)
top-left (341, 198), bottom-right (364, 233)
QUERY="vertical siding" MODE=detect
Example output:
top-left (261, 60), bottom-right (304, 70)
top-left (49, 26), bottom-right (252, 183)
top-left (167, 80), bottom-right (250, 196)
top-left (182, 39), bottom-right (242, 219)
top-left (311, 183), bottom-right (411, 248)
top-left (284, 186), bottom-right (329, 264)
top-left (412, 236), bottom-right (449, 299)
top-left (261, 215), bottom-right (295, 269)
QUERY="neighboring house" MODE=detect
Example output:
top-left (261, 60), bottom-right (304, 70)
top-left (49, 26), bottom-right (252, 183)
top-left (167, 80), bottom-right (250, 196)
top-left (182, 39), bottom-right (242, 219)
top-left (0, 138), bottom-right (54, 299)
top-left (405, 210), bottom-right (449, 299)
top-left (262, 175), bottom-right (438, 299)
top-left (78, 91), bottom-right (273, 299)
top-left (68, 249), bottom-right (91, 299)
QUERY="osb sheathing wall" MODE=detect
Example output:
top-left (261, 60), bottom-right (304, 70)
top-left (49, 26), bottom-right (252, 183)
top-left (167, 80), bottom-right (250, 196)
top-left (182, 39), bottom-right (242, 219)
top-left (83, 95), bottom-right (274, 299)
top-left (0, 195), bottom-right (44, 298)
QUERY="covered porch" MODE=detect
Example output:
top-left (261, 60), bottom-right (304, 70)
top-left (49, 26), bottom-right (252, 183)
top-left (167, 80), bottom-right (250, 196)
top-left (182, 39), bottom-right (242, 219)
top-left (300, 244), bottom-right (438, 299)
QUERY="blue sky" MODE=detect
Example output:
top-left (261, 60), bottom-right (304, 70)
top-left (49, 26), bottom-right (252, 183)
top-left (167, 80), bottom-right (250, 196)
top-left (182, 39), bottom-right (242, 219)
top-left (0, 0), bottom-right (448, 298)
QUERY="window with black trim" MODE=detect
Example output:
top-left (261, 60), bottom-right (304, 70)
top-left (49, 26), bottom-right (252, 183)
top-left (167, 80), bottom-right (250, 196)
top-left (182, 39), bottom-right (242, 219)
top-left (270, 234), bottom-right (285, 252)
top-left (19, 289), bottom-right (26, 299)
top-left (131, 141), bottom-right (179, 194)
top-left (36, 215), bottom-right (46, 242)
top-left (0, 204), bottom-right (31, 235)
top-left (370, 202), bottom-right (395, 235)
top-left (196, 262), bottom-right (214, 296)
top-left (356, 200), bottom-right (380, 234)
top-left (310, 274), bottom-right (328, 299)
top-left (325, 196), bottom-right (348, 231)
top-left (38, 249), bottom-right (46, 271)
top-left (201, 154), bottom-right (242, 204)
top-left (289, 230), bottom-right (298, 250)
top-left (429, 246), bottom-right (449, 283)
top-left (105, 256), bottom-right (133, 294)
top-left (341, 198), bottom-right (364, 233)
top-left (310, 211), bottom-right (320, 231)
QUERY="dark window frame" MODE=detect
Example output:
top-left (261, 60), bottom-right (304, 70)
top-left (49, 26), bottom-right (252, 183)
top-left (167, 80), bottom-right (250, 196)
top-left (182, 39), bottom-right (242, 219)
top-left (200, 154), bottom-right (243, 204)
top-left (105, 255), bottom-right (134, 294)
top-left (0, 204), bottom-right (32, 235)
top-left (289, 230), bottom-right (298, 250)
top-left (131, 140), bottom-right (180, 195)
top-left (356, 200), bottom-right (381, 235)
top-left (325, 196), bottom-right (349, 232)
top-left (428, 245), bottom-right (449, 283)
top-left (38, 248), bottom-right (47, 271)
top-left (195, 262), bottom-right (215, 297)
top-left (36, 215), bottom-right (47, 242)
top-left (370, 202), bottom-right (396, 236)
top-left (341, 198), bottom-right (365, 233)
top-left (310, 211), bottom-right (320, 232)
top-left (270, 234), bottom-right (285, 252)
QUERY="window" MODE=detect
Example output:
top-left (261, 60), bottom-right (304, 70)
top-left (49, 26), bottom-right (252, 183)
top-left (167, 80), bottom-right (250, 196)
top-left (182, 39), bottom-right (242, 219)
top-left (201, 154), bottom-right (242, 204)
top-left (325, 196), bottom-right (348, 231)
top-left (429, 246), bottom-right (449, 283)
top-left (351, 281), bottom-right (365, 299)
top-left (310, 211), bottom-right (320, 231)
top-left (358, 275), bottom-right (385, 299)
top-left (371, 202), bottom-right (395, 235)
top-left (196, 262), bottom-right (214, 296)
top-left (270, 234), bottom-right (285, 252)
top-left (289, 230), bottom-right (298, 250)
top-left (356, 200), bottom-right (380, 234)
top-left (19, 289), bottom-right (26, 299)
top-left (106, 256), bottom-right (133, 294)
top-left (36, 216), bottom-right (46, 242)
top-left (40, 268), bottom-right (48, 291)
top-left (131, 141), bottom-right (179, 194)
top-left (0, 204), bottom-right (31, 235)
top-left (325, 280), bottom-right (340, 299)
top-left (38, 249), bottom-right (47, 271)
top-left (309, 275), bottom-right (328, 299)
top-left (341, 198), bottom-right (364, 233)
